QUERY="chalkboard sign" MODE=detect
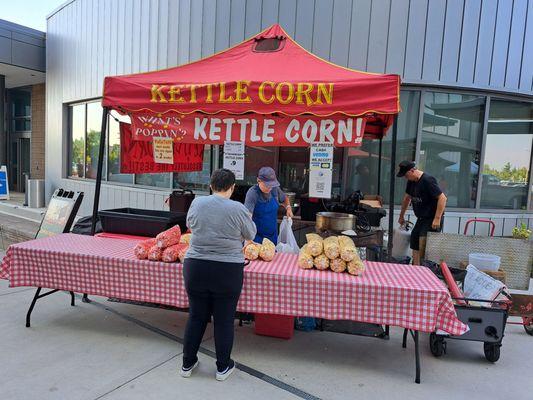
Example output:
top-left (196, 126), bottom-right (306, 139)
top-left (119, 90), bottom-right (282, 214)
top-left (36, 189), bottom-right (84, 239)
top-left (0, 166), bottom-right (9, 200)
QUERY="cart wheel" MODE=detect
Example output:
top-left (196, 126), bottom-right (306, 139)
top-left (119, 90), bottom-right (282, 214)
top-left (429, 333), bottom-right (445, 357)
top-left (483, 343), bottom-right (501, 362)
top-left (525, 324), bottom-right (533, 336)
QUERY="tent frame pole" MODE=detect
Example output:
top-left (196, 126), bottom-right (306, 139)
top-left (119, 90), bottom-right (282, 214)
top-left (90, 107), bottom-right (109, 236)
top-left (84, 106), bottom-right (108, 303)
top-left (387, 115), bottom-right (398, 262)
top-left (377, 137), bottom-right (383, 196)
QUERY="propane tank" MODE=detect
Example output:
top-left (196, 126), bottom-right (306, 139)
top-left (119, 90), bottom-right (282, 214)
top-left (391, 221), bottom-right (413, 259)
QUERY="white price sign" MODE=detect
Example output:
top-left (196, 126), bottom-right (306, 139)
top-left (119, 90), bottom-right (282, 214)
top-left (223, 141), bottom-right (245, 180)
top-left (309, 142), bottom-right (334, 199)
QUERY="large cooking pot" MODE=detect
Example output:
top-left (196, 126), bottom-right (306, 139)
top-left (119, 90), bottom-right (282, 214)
top-left (316, 212), bottom-right (355, 232)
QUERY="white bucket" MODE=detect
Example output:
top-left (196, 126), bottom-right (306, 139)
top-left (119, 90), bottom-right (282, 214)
top-left (468, 253), bottom-right (501, 271)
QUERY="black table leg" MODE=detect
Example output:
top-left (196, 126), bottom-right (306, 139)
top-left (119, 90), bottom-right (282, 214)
top-left (414, 330), bottom-right (421, 383)
top-left (384, 325), bottom-right (390, 339)
top-left (26, 287), bottom-right (62, 327)
top-left (402, 328), bottom-right (408, 348)
top-left (82, 293), bottom-right (91, 303)
top-left (26, 288), bottom-right (76, 327)
top-left (26, 287), bottom-right (42, 327)
top-left (409, 330), bottom-right (421, 384)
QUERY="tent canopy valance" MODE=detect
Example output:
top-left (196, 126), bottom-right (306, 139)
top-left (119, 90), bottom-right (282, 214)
top-left (102, 24), bottom-right (401, 143)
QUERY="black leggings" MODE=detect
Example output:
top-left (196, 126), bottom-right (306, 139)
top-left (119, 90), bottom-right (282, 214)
top-left (182, 258), bottom-right (244, 371)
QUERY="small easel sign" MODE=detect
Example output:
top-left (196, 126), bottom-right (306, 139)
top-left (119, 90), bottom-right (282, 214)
top-left (0, 165), bottom-right (9, 200)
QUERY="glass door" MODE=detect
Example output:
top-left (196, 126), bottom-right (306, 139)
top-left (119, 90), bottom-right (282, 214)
top-left (8, 136), bottom-right (31, 192)
top-left (7, 88), bottom-right (32, 192)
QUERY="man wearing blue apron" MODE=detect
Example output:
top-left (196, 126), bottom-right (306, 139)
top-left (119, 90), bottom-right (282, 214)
top-left (244, 167), bottom-right (293, 244)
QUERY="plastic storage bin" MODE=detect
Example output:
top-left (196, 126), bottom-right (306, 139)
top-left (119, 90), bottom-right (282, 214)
top-left (98, 208), bottom-right (187, 237)
top-left (254, 313), bottom-right (294, 339)
top-left (468, 253), bottom-right (501, 271)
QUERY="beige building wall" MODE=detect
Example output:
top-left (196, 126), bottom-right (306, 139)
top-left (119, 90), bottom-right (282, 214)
top-left (30, 83), bottom-right (45, 179)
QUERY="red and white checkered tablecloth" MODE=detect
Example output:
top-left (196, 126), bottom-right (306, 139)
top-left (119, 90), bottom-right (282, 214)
top-left (0, 233), bottom-right (467, 335)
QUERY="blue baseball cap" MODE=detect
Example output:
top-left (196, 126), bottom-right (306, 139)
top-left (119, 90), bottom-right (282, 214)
top-left (257, 167), bottom-right (280, 188)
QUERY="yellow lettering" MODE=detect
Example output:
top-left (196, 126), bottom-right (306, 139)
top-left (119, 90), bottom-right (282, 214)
top-left (205, 84), bottom-right (214, 103)
top-left (315, 83), bottom-right (334, 105)
top-left (295, 83), bottom-right (314, 106)
top-left (235, 80), bottom-right (252, 103)
top-left (219, 82), bottom-right (234, 103)
top-left (276, 82), bottom-right (294, 105)
top-left (150, 84), bottom-right (168, 103)
top-left (189, 84), bottom-right (199, 103)
top-left (168, 85), bottom-right (185, 103)
top-left (259, 81), bottom-right (275, 104)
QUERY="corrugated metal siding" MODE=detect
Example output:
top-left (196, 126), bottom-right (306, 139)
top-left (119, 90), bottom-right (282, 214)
top-left (46, 0), bottom-right (533, 214)
top-left (48, 0), bottom-right (533, 102)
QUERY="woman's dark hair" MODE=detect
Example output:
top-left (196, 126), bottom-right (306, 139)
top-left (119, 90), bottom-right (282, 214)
top-left (210, 168), bottom-right (236, 192)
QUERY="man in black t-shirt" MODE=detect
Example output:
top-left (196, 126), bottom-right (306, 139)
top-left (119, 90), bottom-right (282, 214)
top-left (397, 161), bottom-right (447, 265)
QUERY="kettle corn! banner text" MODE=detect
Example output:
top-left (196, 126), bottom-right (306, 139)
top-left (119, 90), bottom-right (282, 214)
top-left (130, 112), bottom-right (366, 147)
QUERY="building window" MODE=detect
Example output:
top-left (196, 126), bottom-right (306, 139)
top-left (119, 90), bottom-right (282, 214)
top-left (420, 92), bottom-right (484, 208)
top-left (68, 101), bottom-right (215, 191)
top-left (173, 145), bottom-right (213, 193)
top-left (11, 89), bottom-right (31, 132)
top-left (108, 112), bottom-right (134, 184)
top-left (480, 100), bottom-right (532, 210)
top-left (135, 173), bottom-right (171, 188)
top-left (68, 101), bottom-right (107, 180)
top-left (69, 104), bottom-right (86, 178)
top-left (345, 90), bottom-right (420, 204)
top-left (85, 102), bottom-right (105, 179)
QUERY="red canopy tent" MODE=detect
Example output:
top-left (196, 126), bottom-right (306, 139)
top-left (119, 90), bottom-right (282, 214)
top-left (92, 24), bottom-right (401, 258)
top-left (103, 24), bottom-right (399, 138)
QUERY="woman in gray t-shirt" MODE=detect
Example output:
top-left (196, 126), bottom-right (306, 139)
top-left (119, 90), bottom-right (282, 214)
top-left (180, 169), bottom-right (256, 382)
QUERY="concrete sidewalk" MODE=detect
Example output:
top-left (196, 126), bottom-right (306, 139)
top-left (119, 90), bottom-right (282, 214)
top-left (1, 277), bottom-right (533, 400)
top-left (0, 195), bottom-right (42, 251)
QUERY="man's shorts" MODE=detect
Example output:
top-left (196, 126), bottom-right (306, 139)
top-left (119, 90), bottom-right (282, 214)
top-left (410, 217), bottom-right (443, 251)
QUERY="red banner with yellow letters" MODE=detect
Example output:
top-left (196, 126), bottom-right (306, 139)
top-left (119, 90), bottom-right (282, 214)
top-left (103, 25), bottom-right (400, 140)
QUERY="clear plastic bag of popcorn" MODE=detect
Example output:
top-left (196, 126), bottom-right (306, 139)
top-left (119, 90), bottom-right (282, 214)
top-left (244, 242), bottom-right (260, 260)
top-left (338, 235), bottom-right (357, 262)
top-left (259, 238), bottom-right (276, 262)
top-left (313, 254), bottom-right (330, 270)
top-left (347, 258), bottom-right (365, 276)
top-left (305, 233), bottom-right (323, 257)
top-left (330, 258), bottom-right (347, 273)
top-left (298, 244), bottom-right (314, 269)
top-left (323, 236), bottom-right (340, 259)
top-left (306, 233), bottom-right (323, 243)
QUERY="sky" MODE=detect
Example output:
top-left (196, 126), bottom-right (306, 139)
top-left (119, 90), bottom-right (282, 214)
top-left (1, 0), bottom-right (66, 32)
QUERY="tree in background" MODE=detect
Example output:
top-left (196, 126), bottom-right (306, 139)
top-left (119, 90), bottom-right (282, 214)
top-left (484, 162), bottom-right (529, 183)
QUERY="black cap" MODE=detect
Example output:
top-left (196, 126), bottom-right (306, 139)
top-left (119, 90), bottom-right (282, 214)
top-left (397, 160), bottom-right (416, 177)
